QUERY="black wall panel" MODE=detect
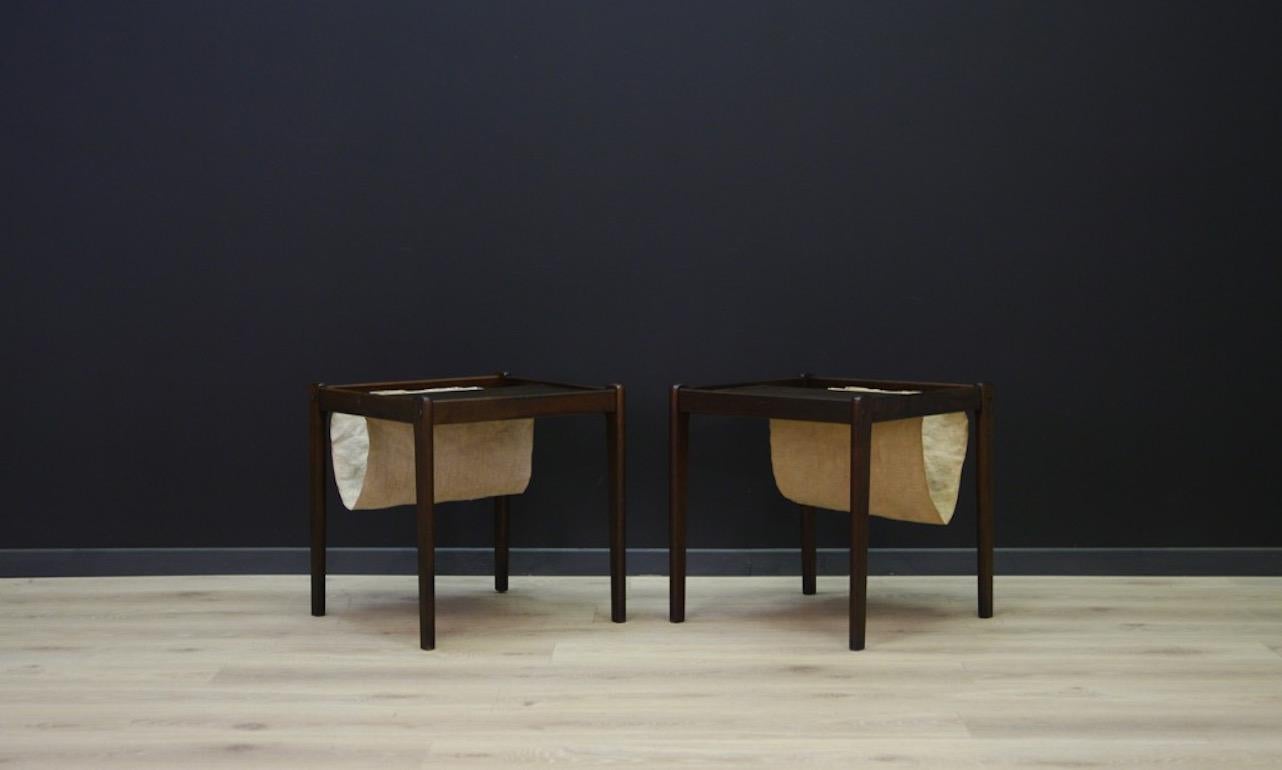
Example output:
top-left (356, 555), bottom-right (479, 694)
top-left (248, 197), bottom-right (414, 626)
top-left (3, 1), bottom-right (1279, 550)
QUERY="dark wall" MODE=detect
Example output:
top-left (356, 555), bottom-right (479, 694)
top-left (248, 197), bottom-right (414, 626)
top-left (4, 1), bottom-right (1280, 553)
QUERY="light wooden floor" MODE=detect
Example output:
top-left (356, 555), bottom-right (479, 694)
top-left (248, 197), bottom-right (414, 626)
top-left (2, 575), bottom-right (1281, 768)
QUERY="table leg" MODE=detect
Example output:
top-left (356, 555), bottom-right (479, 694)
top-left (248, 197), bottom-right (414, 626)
top-left (494, 495), bottom-right (509, 593)
top-left (607, 384), bottom-right (627, 622)
top-left (309, 384), bottom-right (326, 617)
top-left (849, 398), bottom-right (872, 651)
top-left (977, 382), bottom-right (995, 619)
top-left (669, 385), bottom-right (688, 623)
top-left (801, 505), bottom-right (817, 595)
top-left (414, 400), bottom-right (436, 651)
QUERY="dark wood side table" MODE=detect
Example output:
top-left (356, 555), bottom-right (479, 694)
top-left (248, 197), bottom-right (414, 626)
top-left (310, 373), bottom-right (626, 650)
top-left (668, 375), bottom-right (993, 650)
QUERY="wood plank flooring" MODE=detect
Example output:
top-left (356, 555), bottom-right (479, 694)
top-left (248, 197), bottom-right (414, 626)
top-left (2, 575), bottom-right (1281, 768)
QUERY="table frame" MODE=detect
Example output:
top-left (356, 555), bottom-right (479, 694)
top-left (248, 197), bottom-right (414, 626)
top-left (668, 374), bottom-right (993, 650)
top-left (309, 372), bottom-right (626, 650)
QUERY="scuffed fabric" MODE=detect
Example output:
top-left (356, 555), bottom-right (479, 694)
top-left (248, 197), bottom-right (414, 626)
top-left (770, 387), bottom-right (969, 524)
top-left (329, 387), bottom-right (533, 508)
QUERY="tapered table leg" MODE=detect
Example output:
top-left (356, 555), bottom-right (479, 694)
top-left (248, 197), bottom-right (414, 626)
top-left (607, 384), bottom-right (626, 622)
top-left (414, 399), bottom-right (437, 650)
top-left (849, 398), bottom-right (872, 651)
top-left (494, 495), bottom-right (509, 593)
top-left (669, 385), bottom-right (688, 623)
top-left (309, 384), bottom-right (327, 617)
top-left (976, 382), bottom-right (995, 618)
top-left (801, 505), bottom-right (817, 595)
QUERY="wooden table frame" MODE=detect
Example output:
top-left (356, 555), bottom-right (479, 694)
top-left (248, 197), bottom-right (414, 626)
top-left (668, 374), bottom-right (993, 650)
top-left (309, 372), bottom-right (626, 650)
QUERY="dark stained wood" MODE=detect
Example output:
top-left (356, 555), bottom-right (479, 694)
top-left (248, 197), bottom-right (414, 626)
top-left (678, 387), bottom-right (843, 421)
top-left (316, 388), bottom-right (420, 422)
top-left (862, 388), bottom-right (981, 421)
top-left (308, 383), bottom-right (327, 617)
top-left (800, 505), bottom-right (816, 596)
top-left (671, 374), bottom-right (992, 651)
top-left (607, 384), bottom-right (626, 622)
top-left (413, 399), bottom-right (436, 651)
top-left (801, 375), bottom-right (979, 391)
top-left (680, 376), bottom-right (808, 391)
top-left (798, 376), bottom-right (815, 600)
top-left (669, 385), bottom-right (688, 623)
top-left (336, 373), bottom-right (508, 392)
top-left (681, 384), bottom-right (981, 423)
top-left (515, 376), bottom-right (619, 392)
top-left (977, 382), bottom-right (995, 618)
top-left (494, 495), bottom-right (509, 594)
top-left (849, 397), bottom-right (872, 651)
top-left (310, 373), bottom-right (625, 650)
top-left (318, 381), bottom-right (616, 425)
top-left (431, 388), bottom-right (616, 424)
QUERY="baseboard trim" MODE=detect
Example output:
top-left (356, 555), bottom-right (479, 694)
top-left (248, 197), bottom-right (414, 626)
top-left (1, 547), bottom-right (1278, 577)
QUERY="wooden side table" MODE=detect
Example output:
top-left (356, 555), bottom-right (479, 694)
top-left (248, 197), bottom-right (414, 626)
top-left (310, 373), bottom-right (626, 650)
top-left (668, 375), bottom-right (993, 650)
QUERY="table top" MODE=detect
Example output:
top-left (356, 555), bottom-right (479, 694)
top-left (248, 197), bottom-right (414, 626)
top-left (363, 382), bottom-right (594, 401)
top-left (316, 375), bottom-right (618, 424)
top-left (678, 377), bottom-right (982, 423)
